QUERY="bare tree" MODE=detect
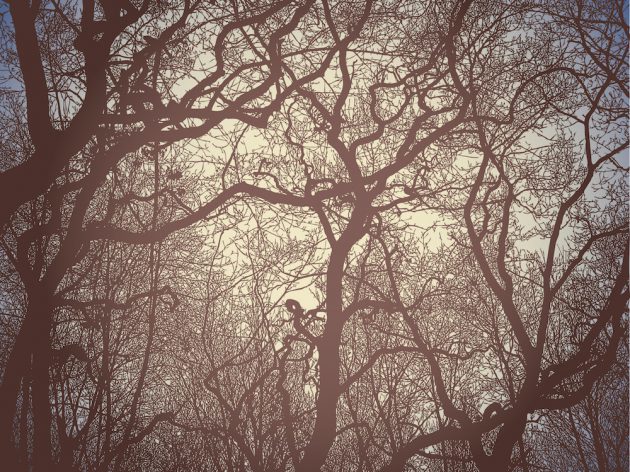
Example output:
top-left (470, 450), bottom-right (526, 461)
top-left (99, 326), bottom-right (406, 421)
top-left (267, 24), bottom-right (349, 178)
top-left (0, 0), bottom-right (627, 471)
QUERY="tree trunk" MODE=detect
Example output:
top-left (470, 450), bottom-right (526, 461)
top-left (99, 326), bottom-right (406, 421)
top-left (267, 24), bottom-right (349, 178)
top-left (0, 303), bottom-right (38, 470)
top-left (30, 292), bottom-right (54, 472)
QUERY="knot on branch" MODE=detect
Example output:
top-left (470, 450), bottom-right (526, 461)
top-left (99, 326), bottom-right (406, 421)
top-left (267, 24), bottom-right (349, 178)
top-left (285, 299), bottom-right (303, 316)
top-left (482, 402), bottom-right (503, 421)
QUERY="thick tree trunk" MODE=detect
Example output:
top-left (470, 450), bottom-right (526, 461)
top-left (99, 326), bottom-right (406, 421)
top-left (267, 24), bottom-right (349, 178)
top-left (0, 305), bottom-right (37, 470)
top-left (298, 249), bottom-right (344, 472)
top-left (30, 292), bottom-right (54, 472)
top-left (298, 201), bottom-right (368, 471)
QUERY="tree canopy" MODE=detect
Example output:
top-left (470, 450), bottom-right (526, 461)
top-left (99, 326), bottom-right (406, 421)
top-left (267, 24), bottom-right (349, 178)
top-left (0, 0), bottom-right (627, 471)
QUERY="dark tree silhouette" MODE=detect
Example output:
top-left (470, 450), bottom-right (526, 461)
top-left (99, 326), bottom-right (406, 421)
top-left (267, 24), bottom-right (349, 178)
top-left (0, 0), bottom-right (627, 471)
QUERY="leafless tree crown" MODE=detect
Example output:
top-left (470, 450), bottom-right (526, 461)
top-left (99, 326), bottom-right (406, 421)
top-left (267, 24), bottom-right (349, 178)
top-left (0, 0), bottom-right (627, 471)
